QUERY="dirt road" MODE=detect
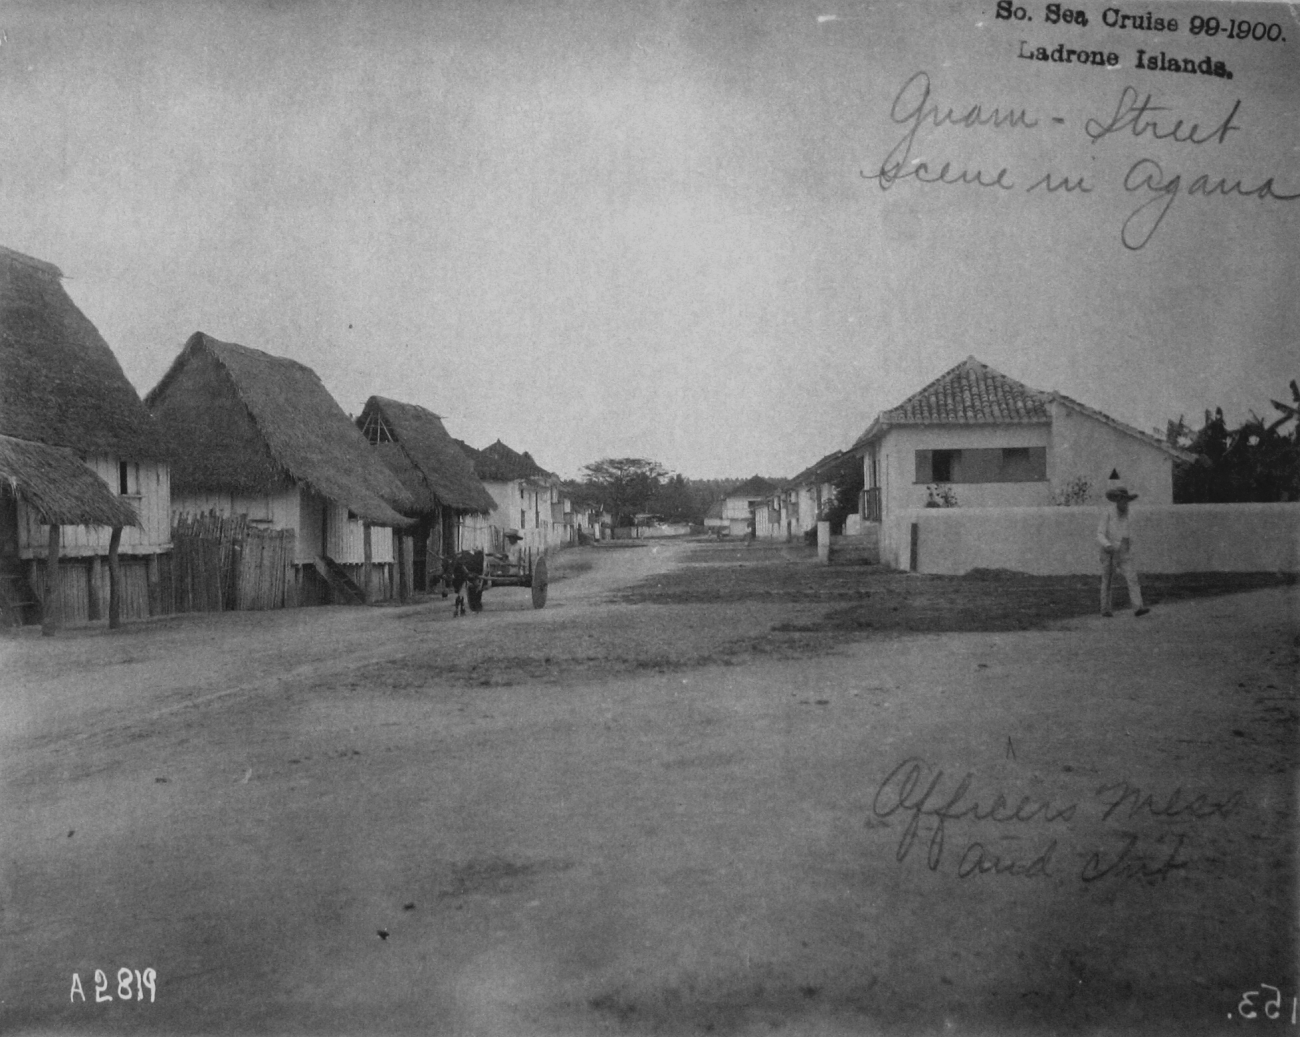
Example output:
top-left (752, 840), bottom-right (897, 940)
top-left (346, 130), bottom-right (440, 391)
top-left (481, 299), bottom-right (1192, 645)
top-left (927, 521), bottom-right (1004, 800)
top-left (1, 540), bottom-right (1295, 1035)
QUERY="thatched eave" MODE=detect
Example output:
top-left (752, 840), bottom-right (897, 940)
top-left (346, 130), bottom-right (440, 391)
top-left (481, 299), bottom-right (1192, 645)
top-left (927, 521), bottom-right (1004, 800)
top-left (362, 397), bottom-right (497, 515)
top-left (0, 434), bottom-right (140, 528)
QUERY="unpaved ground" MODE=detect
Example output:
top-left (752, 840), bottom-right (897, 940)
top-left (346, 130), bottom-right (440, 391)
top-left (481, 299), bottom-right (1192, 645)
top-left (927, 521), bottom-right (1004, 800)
top-left (0, 540), bottom-right (1296, 1036)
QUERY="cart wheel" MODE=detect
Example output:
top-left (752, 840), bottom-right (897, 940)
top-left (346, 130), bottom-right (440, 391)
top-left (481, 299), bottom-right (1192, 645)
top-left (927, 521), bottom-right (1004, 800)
top-left (530, 556), bottom-right (548, 609)
top-left (468, 579), bottom-right (484, 613)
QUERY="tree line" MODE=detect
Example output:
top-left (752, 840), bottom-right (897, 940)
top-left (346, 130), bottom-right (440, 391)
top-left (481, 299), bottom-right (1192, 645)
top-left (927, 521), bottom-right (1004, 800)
top-left (567, 458), bottom-right (767, 527)
top-left (1162, 380), bottom-right (1299, 503)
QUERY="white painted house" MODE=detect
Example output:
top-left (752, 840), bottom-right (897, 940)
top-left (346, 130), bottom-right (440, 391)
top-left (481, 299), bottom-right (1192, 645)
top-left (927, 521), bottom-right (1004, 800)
top-left (722, 475), bottom-right (779, 538)
top-left (455, 439), bottom-right (562, 559)
top-left (851, 356), bottom-right (1194, 568)
top-left (780, 451), bottom-right (855, 540)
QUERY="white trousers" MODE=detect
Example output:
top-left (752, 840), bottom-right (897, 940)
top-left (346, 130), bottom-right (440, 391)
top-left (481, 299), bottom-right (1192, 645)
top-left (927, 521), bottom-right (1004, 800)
top-left (1100, 544), bottom-right (1144, 612)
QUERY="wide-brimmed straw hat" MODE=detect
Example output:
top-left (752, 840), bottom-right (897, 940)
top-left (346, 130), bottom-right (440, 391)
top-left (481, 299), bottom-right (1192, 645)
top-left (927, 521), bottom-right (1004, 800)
top-left (1104, 485), bottom-right (1139, 502)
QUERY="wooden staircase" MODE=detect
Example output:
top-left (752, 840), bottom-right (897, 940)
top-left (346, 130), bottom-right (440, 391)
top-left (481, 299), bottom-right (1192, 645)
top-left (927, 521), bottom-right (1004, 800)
top-left (312, 556), bottom-right (366, 605)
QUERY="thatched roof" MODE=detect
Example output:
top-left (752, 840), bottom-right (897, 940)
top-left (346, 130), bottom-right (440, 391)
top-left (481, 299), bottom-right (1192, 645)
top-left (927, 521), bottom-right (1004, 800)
top-left (456, 438), bottom-right (555, 483)
top-left (146, 333), bottom-right (412, 527)
top-left (0, 245), bottom-right (161, 459)
top-left (359, 397), bottom-right (497, 516)
top-left (0, 434), bottom-right (140, 528)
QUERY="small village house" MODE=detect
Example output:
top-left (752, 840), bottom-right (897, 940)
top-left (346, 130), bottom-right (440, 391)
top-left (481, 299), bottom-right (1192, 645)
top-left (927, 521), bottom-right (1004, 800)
top-left (559, 482), bottom-right (602, 543)
top-left (356, 396), bottom-right (497, 591)
top-left (0, 245), bottom-right (171, 630)
top-left (779, 451), bottom-right (856, 540)
top-left (851, 356), bottom-right (1195, 569)
top-left (853, 356), bottom-right (1190, 519)
top-left (455, 439), bottom-right (562, 559)
top-left (703, 498), bottom-right (728, 537)
top-left (146, 332), bottom-right (412, 605)
top-left (722, 475), bottom-right (779, 538)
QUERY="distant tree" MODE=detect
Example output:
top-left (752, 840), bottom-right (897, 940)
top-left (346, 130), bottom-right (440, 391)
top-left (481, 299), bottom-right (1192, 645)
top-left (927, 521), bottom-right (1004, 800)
top-left (645, 473), bottom-right (695, 524)
top-left (1166, 381), bottom-right (1300, 503)
top-left (826, 464), bottom-right (865, 533)
top-left (578, 458), bottom-right (669, 526)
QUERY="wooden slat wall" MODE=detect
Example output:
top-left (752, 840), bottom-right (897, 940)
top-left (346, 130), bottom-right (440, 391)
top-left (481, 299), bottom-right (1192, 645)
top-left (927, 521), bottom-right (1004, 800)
top-left (171, 513), bottom-right (299, 612)
top-left (325, 504), bottom-right (395, 564)
top-left (172, 488), bottom-right (300, 535)
top-left (28, 559), bottom-right (151, 625)
top-left (235, 529), bottom-right (295, 610)
top-left (18, 459), bottom-right (171, 558)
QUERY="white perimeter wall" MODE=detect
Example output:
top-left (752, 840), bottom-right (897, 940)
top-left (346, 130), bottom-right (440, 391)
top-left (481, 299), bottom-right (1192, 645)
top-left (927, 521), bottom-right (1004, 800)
top-left (881, 503), bottom-right (1300, 575)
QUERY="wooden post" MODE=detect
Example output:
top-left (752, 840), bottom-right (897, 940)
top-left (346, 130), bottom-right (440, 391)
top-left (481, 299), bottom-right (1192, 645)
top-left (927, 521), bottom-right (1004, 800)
top-left (41, 523), bottom-right (60, 636)
top-left (400, 540), bottom-right (410, 605)
top-left (146, 553), bottom-right (161, 617)
top-left (88, 556), bottom-right (103, 622)
top-left (395, 534), bottom-right (409, 602)
top-left (108, 526), bottom-right (123, 629)
top-left (284, 531), bottom-right (297, 608)
top-left (361, 523), bottom-right (373, 604)
top-left (909, 522), bottom-right (920, 573)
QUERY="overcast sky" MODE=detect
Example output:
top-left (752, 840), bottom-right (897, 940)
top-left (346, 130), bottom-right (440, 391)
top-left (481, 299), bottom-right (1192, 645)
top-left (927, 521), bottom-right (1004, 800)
top-left (2, 0), bottom-right (1296, 478)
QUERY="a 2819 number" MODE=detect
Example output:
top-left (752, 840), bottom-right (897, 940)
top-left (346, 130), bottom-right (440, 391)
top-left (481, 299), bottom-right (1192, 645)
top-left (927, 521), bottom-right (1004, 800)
top-left (70, 968), bottom-right (157, 1003)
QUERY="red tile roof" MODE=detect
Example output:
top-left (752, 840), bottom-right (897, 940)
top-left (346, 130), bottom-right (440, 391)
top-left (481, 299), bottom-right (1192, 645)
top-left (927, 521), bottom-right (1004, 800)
top-left (852, 356), bottom-right (1191, 460)
top-left (889, 356), bottom-right (1048, 425)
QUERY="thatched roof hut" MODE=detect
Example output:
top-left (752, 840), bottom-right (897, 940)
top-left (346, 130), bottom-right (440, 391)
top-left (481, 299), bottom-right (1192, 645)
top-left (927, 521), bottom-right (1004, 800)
top-left (358, 397), bottom-right (496, 516)
top-left (0, 434), bottom-right (140, 528)
top-left (146, 332), bottom-right (411, 527)
top-left (0, 245), bottom-right (160, 459)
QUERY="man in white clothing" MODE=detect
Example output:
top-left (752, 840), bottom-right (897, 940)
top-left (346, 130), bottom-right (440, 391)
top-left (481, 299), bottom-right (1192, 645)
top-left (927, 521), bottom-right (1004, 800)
top-left (1097, 483), bottom-right (1150, 618)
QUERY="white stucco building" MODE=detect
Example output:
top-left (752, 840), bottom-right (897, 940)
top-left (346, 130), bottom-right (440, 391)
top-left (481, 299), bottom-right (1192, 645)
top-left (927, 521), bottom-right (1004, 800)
top-left (851, 357), bottom-right (1193, 567)
top-left (722, 475), bottom-right (779, 538)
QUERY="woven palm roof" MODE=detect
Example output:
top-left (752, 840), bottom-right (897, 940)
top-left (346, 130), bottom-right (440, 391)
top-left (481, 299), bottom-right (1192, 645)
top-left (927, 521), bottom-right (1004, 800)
top-left (0, 245), bottom-right (160, 459)
top-left (146, 333), bottom-right (412, 527)
top-left (360, 397), bottom-right (497, 515)
top-left (0, 434), bottom-right (140, 528)
top-left (457, 438), bottom-right (555, 483)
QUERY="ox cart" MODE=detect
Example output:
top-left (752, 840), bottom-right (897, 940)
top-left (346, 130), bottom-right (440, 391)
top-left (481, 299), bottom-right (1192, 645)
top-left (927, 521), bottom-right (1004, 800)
top-left (438, 548), bottom-right (548, 614)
